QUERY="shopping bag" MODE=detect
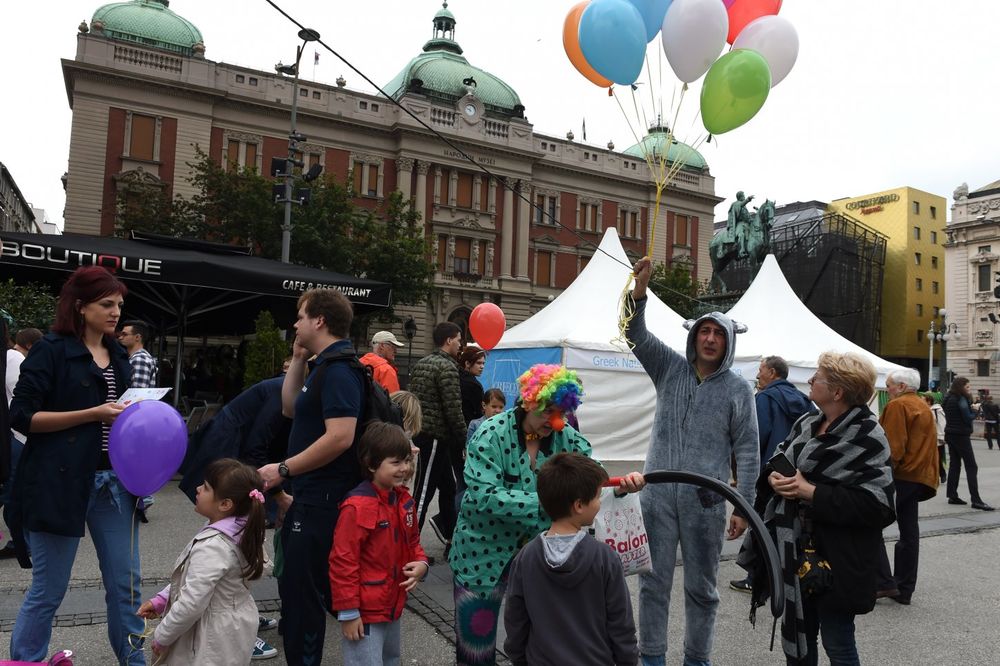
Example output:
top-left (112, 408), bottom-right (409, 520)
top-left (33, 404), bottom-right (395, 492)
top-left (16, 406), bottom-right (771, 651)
top-left (592, 488), bottom-right (652, 576)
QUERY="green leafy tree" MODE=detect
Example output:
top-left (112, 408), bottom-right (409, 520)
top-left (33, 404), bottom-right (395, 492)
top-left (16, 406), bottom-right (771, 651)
top-left (0, 279), bottom-right (57, 332)
top-left (648, 261), bottom-right (701, 320)
top-left (242, 310), bottom-right (290, 389)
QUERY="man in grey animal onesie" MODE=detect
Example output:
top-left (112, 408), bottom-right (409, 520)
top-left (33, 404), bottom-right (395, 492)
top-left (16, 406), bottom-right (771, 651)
top-left (626, 258), bottom-right (759, 666)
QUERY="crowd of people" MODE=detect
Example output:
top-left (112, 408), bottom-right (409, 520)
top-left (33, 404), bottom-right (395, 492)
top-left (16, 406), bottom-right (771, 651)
top-left (0, 261), bottom-right (996, 665)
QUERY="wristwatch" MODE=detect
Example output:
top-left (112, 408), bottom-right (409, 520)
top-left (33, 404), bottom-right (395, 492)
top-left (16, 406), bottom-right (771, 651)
top-left (278, 461), bottom-right (292, 479)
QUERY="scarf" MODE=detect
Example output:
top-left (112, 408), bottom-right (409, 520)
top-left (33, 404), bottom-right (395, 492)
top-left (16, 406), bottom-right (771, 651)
top-left (759, 405), bottom-right (893, 661)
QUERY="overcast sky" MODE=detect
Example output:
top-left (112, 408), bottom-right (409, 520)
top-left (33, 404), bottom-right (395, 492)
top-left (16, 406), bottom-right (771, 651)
top-left (3, 0), bottom-right (999, 230)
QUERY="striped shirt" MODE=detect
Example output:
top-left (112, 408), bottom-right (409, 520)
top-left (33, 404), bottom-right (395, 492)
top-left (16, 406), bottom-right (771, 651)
top-left (99, 364), bottom-right (119, 470)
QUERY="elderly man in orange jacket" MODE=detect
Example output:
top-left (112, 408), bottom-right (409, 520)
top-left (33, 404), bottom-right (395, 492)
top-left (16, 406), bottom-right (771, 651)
top-left (360, 331), bottom-right (405, 393)
top-left (876, 367), bottom-right (939, 606)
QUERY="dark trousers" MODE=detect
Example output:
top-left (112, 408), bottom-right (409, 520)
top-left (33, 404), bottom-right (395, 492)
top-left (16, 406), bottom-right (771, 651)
top-left (877, 479), bottom-right (922, 598)
top-left (946, 434), bottom-right (983, 504)
top-left (1, 435), bottom-right (25, 543)
top-left (412, 433), bottom-right (458, 540)
top-left (938, 444), bottom-right (947, 482)
top-left (786, 599), bottom-right (859, 666)
top-left (278, 501), bottom-right (340, 665)
top-left (986, 422), bottom-right (998, 449)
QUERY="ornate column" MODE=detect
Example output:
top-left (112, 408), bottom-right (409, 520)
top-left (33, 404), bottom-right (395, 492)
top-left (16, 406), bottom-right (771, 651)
top-left (472, 174), bottom-right (482, 210)
top-left (449, 170), bottom-right (459, 207)
top-left (433, 166), bottom-right (442, 206)
top-left (488, 177), bottom-right (497, 215)
top-left (501, 181), bottom-right (514, 279)
top-left (516, 180), bottom-right (531, 278)
top-left (396, 157), bottom-right (414, 200)
top-left (415, 161), bottom-right (429, 224)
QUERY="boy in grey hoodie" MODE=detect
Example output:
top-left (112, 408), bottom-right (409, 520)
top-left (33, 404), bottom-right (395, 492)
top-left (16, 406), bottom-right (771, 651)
top-left (503, 452), bottom-right (638, 666)
top-left (626, 258), bottom-right (759, 666)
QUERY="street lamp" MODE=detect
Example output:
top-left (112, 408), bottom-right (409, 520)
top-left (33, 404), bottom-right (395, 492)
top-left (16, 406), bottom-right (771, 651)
top-left (276, 28), bottom-right (321, 264)
top-left (403, 317), bottom-right (418, 385)
top-left (928, 308), bottom-right (960, 390)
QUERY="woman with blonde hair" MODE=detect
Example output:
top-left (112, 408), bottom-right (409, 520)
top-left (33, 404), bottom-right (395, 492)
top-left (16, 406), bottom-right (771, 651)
top-left (743, 352), bottom-right (895, 665)
top-left (390, 390), bottom-right (422, 488)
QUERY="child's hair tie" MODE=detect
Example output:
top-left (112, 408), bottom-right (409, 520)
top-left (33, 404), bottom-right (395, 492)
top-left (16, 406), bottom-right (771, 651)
top-left (249, 489), bottom-right (265, 504)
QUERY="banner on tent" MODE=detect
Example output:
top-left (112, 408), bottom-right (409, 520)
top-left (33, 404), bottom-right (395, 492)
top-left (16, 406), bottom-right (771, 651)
top-left (480, 347), bottom-right (563, 406)
top-left (565, 348), bottom-right (646, 374)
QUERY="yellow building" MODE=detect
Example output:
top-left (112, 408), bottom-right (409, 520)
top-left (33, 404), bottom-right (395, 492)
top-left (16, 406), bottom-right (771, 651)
top-left (830, 187), bottom-right (946, 364)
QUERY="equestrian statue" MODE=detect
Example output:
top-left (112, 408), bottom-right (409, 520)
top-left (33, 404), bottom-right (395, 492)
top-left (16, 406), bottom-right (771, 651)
top-left (709, 193), bottom-right (775, 292)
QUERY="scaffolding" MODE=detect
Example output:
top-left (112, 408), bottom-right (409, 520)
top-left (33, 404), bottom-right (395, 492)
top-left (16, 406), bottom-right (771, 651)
top-left (713, 211), bottom-right (888, 353)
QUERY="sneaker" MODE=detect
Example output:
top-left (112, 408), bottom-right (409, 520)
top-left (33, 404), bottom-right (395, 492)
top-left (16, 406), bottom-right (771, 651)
top-left (258, 615), bottom-right (278, 631)
top-left (142, 496), bottom-right (155, 510)
top-left (427, 515), bottom-right (448, 545)
top-left (729, 578), bottom-right (752, 593)
top-left (252, 637), bottom-right (277, 660)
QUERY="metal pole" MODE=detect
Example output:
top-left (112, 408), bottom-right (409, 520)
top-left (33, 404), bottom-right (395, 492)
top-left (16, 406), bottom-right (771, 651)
top-left (280, 44), bottom-right (305, 264)
top-left (928, 320), bottom-right (934, 390)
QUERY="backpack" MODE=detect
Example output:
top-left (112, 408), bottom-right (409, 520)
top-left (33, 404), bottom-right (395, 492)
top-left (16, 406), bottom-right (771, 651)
top-left (313, 347), bottom-right (404, 436)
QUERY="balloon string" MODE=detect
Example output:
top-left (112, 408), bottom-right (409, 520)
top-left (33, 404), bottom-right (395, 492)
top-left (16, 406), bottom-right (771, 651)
top-left (126, 500), bottom-right (159, 662)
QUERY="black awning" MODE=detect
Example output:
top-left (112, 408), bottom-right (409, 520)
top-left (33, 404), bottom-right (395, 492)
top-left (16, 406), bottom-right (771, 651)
top-left (0, 232), bottom-right (391, 309)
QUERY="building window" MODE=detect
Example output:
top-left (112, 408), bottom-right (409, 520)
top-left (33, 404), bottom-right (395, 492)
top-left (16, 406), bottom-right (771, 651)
top-left (300, 88), bottom-right (308, 97)
top-left (917, 329), bottom-right (924, 343)
top-left (454, 238), bottom-right (472, 274)
top-left (367, 164), bottom-right (378, 197)
top-left (584, 151), bottom-right (590, 160)
top-left (932, 281), bottom-right (939, 294)
top-left (917, 304), bottom-right (923, 316)
top-left (978, 264), bottom-right (991, 292)
top-left (913, 201), bottom-right (920, 214)
top-left (915, 252), bottom-right (922, 266)
top-left (541, 141), bottom-right (548, 150)
top-left (550, 144), bottom-right (556, 153)
top-left (536, 250), bottom-right (552, 286)
top-left (931, 256), bottom-right (938, 269)
top-left (360, 101), bottom-right (368, 110)
top-left (977, 360), bottom-right (990, 377)
top-left (913, 226), bottom-right (920, 240)
top-left (352, 161), bottom-right (364, 195)
top-left (675, 214), bottom-right (689, 246)
top-left (312, 91), bottom-right (321, 99)
top-left (931, 230), bottom-right (938, 244)
top-left (371, 103), bottom-right (379, 111)
top-left (235, 74), bottom-right (245, 83)
top-left (930, 205), bottom-right (937, 219)
top-left (436, 234), bottom-right (447, 270)
top-left (579, 203), bottom-right (597, 232)
top-left (916, 277), bottom-right (923, 291)
top-left (547, 196), bottom-right (557, 225)
top-left (979, 245), bottom-right (992, 254)
top-left (456, 172), bottom-right (473, 209)
top-left (477, 240), bottom-right (487, 275)
top-left (249, 77), bottom-right (258, 86)
top-left (129, 114), bottom-right (156, 161)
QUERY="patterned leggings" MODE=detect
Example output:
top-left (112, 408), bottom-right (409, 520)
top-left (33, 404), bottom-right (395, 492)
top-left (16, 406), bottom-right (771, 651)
top-left (453, 573), bottom-right (509, 666)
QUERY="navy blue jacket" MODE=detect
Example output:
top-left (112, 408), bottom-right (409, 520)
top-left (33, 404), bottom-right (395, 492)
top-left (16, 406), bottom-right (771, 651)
top-left (179, 376), bottom-right (289, 502)
top-left (9, 333), bottom-right (131, 539)
top-left (755, 379), bottom-right (812, 465)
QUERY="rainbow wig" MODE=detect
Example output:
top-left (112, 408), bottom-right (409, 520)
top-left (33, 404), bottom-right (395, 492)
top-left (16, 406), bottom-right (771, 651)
top-left (517, 364), bottom-right (583, 413)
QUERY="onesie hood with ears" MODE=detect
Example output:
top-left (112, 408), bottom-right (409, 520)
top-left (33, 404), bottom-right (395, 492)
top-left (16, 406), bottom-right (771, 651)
top-left (683, 311), bottom-right (747, 378)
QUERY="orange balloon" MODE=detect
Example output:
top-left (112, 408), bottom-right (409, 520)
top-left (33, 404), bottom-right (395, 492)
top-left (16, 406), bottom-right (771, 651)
top-left (563, 2), bottom-right (613, 88)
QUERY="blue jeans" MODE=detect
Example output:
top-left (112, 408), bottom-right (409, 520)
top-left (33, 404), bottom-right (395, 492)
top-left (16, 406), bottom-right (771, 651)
top-left (787, 599), bottom-right (859, 666)
top-left (10, 471), bottom-right (145, 665)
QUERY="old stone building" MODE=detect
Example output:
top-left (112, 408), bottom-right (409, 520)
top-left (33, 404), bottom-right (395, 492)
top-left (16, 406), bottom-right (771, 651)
top-left (62, 0), bottom-right (719, 356)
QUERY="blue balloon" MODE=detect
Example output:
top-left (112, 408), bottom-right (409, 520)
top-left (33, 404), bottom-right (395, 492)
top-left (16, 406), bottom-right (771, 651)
top-left (579, 0), bottom-right (648, 85)
top-left (627, 0), bottom-right (673, 42)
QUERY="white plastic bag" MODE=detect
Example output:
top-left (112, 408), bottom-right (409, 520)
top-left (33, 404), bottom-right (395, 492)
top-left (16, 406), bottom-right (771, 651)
top-left (592, 488), bottom-right (652, 576)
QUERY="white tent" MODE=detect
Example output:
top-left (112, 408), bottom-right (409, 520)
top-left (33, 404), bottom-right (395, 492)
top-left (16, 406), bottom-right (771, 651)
top-left (727, 254), bottom-right (906, 389)
top-left (481, 228), bottom-right (688, 461)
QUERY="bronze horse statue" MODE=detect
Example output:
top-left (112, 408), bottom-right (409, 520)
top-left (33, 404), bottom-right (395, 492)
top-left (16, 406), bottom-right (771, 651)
top-left (709, 199), bottom-right (775, 292)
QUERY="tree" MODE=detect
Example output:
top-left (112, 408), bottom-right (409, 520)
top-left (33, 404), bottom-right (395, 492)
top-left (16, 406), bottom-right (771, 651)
top-left (242, 310), bottom-right (290, 389)
top-left (0, 279), bottom-right (57, 332)
top-left (648, 261), bottom-right (701, 320)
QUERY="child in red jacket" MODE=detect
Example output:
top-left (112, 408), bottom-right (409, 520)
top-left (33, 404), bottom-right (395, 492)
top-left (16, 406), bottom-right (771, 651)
top-left (329, 422), bottom-right (429, 665)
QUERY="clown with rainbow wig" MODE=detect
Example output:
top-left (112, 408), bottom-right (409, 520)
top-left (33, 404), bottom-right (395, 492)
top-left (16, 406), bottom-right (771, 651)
top-left (447, 363), bottom-right (644, 665)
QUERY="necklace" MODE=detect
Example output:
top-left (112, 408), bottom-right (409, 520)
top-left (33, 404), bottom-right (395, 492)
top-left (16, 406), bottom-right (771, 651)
top-left (525, 432), bottom-right (540, 441)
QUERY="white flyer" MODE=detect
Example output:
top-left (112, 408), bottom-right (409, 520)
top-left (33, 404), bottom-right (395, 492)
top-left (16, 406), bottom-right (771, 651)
top-left (116, 388), bottom-right (172, 406)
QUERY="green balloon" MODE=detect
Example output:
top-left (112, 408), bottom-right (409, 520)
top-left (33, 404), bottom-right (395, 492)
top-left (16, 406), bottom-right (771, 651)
top-left (700, 49), bottom-right (771, 135)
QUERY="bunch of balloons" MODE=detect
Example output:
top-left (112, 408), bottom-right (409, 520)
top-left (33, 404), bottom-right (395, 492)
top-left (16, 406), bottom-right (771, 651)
top-left (563, 0), bottom-right (798, 135)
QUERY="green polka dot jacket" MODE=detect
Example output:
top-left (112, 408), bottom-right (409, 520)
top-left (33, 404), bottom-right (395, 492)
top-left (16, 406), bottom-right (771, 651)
top-left (447, 407), bottom-right (593, 596)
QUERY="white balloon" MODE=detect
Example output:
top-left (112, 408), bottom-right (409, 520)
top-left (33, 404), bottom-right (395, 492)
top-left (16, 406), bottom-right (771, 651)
top-left (732, 15), bottom-right (799, 87)
top-left (660, 0), bottom-right (728, 84)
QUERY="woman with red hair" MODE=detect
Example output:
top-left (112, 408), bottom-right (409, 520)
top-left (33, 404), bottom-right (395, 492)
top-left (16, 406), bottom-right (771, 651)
top-left (8, 266), bottom-right (146, 664)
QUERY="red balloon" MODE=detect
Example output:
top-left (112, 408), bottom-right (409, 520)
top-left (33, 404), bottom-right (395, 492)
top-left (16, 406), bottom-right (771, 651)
top-left (726, 0), bottom-right (782, 44)
top-left (469, 303), bottom-right (506, 351)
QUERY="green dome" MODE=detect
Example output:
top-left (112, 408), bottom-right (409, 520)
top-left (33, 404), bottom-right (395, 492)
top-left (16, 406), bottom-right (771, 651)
top-left (623, 126), bottom-right (708, 170)
top-left (92, 0), bottom-right (204, 57)
top-left (385, 2), bottom-right (523, 117)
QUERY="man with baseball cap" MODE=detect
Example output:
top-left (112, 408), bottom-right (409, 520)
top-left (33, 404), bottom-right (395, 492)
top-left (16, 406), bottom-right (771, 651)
top-left (360, 330), bottom-right (405, 393)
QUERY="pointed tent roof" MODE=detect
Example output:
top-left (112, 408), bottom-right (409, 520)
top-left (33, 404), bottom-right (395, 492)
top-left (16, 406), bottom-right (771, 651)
top-left (727, 254), bottom-right (905, 386)
top-left (497, 227), bottom-right (688, 351)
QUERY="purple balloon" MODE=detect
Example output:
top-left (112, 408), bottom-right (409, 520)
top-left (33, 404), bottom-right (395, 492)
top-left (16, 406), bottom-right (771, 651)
top-left (109, 401), bottom-right (188, 497)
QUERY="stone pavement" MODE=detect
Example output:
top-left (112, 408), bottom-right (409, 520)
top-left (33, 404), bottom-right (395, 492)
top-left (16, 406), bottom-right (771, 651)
top-left (2, 446), bottom-right (1000, 664)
